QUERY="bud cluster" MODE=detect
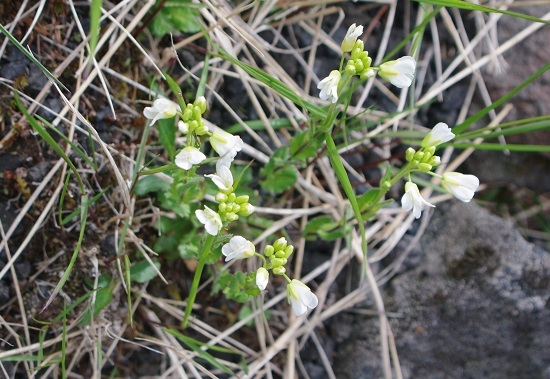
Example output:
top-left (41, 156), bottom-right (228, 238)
top-left (263, 237), bottom-right (294, 275)
top-left (216, 192), bottom-right (254, 222)
top-left (345, 41), bottom-right (375, 80)
top-left (178, 96), bottom-right (209, 136)
top-left (405, 145), bottom-right (441, 172)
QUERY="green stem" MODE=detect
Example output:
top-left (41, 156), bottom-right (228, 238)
top-left (182, 234), bottom-right (215, 328)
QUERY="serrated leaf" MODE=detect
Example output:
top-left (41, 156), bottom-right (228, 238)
top-left (130, 259), bottom-right (161, 283)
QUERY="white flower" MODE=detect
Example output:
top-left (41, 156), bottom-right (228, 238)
top-left (143, 99), bottom-right (178, 125)
top-left (317, 70), bottom-right (341, 103)
top-left (175, 146), bottom-right (206, 170)
top-left (442, 172), bottom-right (479, 202)
top-left (195, 206), bottom-right (222, 235)
top-left (401, 181), bottom-right (435, 219)
top-left (210, 130), bottom-right (244, 165)
top-left (256, 267), bottom-right (269, 291)
top-left (421, 122), bottom-right (455, 148)
top-left (286, 279), bottom-right (318, 316)
top-left (205, 165), bottom-right (233, 191)
top-left (378, 56), bottom-right (416, 88)
top-left (341, 23), bottom-right (363, 52)
top-left (178, 120), bottom-right (189, 134)
top-left (221, 236), bottom-right (255, 262)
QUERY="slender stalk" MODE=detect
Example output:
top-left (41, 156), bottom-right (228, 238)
top-left (183, 234), bottom-right (215, 328)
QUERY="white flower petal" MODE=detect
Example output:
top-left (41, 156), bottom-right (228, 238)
top-left (143, 99), bottom-right (178, 125)
top-left (287, 279), bottom-right (318, 316)
top-left (221, 236), bottom-right (255, 262)
top-left (422, 122), bottom-right (455, 147)
top-left (379, 56), bottom-right (416, 88)
top-left (317, 70), bottom-right (341, 103)
top-left (401, 182), bottom-right (435, 219)
top-left (175, 146), bottom-right (206, 170)
top-left (341, 23), bottom-right (363, 52)
top-left (210, 130), bottom-right (243, 163)
top-left (256, 268), bottom-right (269, 291)
top-left (442, 172), bottom-right (479, 202)
top-left (195, 206), bottom-right (222, 235)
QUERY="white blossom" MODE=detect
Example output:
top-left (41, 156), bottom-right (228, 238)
top-left (210, 130), bottom-right (243, 167)
top-left (178, 120), bottom-right (189, 134)
top-left (317, 70), bottom-right (341, 103)
top-left (143, 99), bottom-right (178, 125)
top-left (221, 236), bottom-right (255, 262)
top-left (256, 267), bottom-right (269, 291)
top-left (205, 165), bottom-right (233, 191)
top-left (442, 172), bottom-right (479, 202)
top-left (286, 279), bottom-right (318, 316)
top-left (175, 146), bottom-right (206, 170)
top-left (401, 181), bottom-right (435, 219)
top-left (421, 122), bottom-right (455, 148)
top-left (341, 23), bottom-right (363, 52)
top-left (378, 56), bottom-right (416, 88)
top-left (195, 206), bottom-right (222, 235)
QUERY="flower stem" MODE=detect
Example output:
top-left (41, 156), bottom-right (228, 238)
top-left (182, 234), bottom-right (215, 328)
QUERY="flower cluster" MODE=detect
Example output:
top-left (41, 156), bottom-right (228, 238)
top-left (317, 23), bottom-right (417, 104)
top-left (221, 236), bottom-right (318, 316)
top-left (143, 96), bottom-right (251, 236)
top-left (400, 123), bottom-right (480, 219)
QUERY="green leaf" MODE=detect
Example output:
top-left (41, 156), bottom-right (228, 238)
top-left (78, 283), bottom-right (113, 326)
top-left (213, 271), bottom-right (260, 303)
top-left (290, 130), bottom-right (324, 160)
top-left (158, 118), bottom-right (176, 160)
top-left (357, 188), bottom-right (382, 211)
top-left (134, 175), bottom-right (171, 195)
top-left (260, 166), bottom-right (296, 193)
top-left (164, 5), bottom-right (201, 34)
top-left (130, 259), bottom-right (161, 283)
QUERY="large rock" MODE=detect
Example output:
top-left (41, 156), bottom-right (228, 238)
top-left (332, 201), bottom-right (550, 378)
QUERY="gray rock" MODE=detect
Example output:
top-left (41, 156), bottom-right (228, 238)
top-left (333, 201), bottom-right (550, 378)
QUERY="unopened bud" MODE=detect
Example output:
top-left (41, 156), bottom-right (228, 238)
top-left (236, 195), bottom-right (249, 204)
top-left (273, 267), bottom-right (286, 275)
top-left (194, 96), bottom-right (207, 113)
top-left (264, 245), bottom-right (274, 257)
top-left (273, 237), bottom-right (287, 251)
top-left (417, 163), bottom-right (432, 172)
top-left (405, 147), bottom-right (416, 162)
top-left (215, 193), bottom-right (228, 203)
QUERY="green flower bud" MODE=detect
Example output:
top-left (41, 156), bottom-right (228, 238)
top-left (228, 193), bottom-right (236, 202)
top-left (218, 203), bottom-right (227, 212)
top-left (417, 163), bottom-right (432, 172)
top-left (270, 258), bottom-right (286, 267)
top-left (235, 195), bottom-right (249, 204)
top-left (238, 203), bottom-right (254, 216)
top-left (273, 266), bottom-right (286, 275)
top-left (275, 250), bottom-right (287, 258)
top-left (424, 146), bottom-right (436, 156)
top-left (195, 124), bottom-right (209, 136)
top-left (382, 180), bottom-right (392, 191)
top-left (264, 245), bottom-right (274, 257)
top-left (345, 63), bottom-right (356, 75)
top-left (284, 245), bottom-right (294, 257)
top-left (225, 212), bottom-right (239, 222)
top-left (273, 237), bottom-right (287, 252)
top-left (215, 193), bottom-right (228, 203)
top-left (413, 151), bottom-right (424, 161)
top-left (405, 147), bottom-right (416, 162)
top-left (194, 96), bottom-right (207, 113)
top-left (412, 159), bottom-right (420, 167)
top-left (429, 156), bottom-right (441, 167)
top-left (193, 106), bottom-right (202, 121)
top-left (231, 203), bottom-right (241, 213)
top-left (189, 120), bottom-right (198, 131)
top-left (183, 107), bottom-right (193, 121)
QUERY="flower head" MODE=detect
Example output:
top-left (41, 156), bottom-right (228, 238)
top-left (175, 146), bottom-right (206, 170)
top-left (286, 279), bottom-right (318, 316)
top-left (421, 122), bottom-right (455, 148)
top-left (143, 99), bottom-right (178, 125)
top-left (195, 206), bottom-right (222, 235)
top-left (317, 70), bottom-right (341, 104)
top-left (210, 130), bottom-right (244, 166)
top-left (341, 23), bottom-right (363, 52)
top-left (205, 165), bottom-right (234, 192)
top-left (442, 172), bottom-right (479, 202)
top-left (221, 236), bottom-right (255, 262)
top-left (256, 267), bottom-right (269, 291)
top-left (401, 181), bottom-right (435, 219)
top-left (378, 56), bottom-right (416, 88)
